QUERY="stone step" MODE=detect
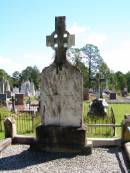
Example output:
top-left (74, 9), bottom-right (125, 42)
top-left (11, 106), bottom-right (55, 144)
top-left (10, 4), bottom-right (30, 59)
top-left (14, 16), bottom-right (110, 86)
top-left (124, 142), bottom-right (130, 161)
top-left (12, 135), bottom-right (35, 145)
top-left (88, 138), bottom-right (121, 147)
top-left (0, 138), bottom-right (12, 152)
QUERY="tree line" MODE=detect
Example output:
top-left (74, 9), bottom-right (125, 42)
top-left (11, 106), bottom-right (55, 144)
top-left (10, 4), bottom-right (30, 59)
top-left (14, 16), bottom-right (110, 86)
top-left (0, 44), bottom-right (130, 92)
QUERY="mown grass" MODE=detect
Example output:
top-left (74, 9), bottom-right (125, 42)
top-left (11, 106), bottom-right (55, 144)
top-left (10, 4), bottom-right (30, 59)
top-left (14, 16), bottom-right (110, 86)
top-left (110, 103), bottom-right (130, 137)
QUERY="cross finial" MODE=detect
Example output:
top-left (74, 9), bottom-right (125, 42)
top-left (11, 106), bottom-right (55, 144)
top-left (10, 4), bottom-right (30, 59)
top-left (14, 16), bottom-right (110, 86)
top-left (46, 16), bottom-right (75, 72)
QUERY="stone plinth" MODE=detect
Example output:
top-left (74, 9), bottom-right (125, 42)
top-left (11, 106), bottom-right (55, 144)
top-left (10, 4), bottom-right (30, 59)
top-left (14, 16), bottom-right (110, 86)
top-left (34, 124), bottom-right (92, 154)
top-left (40, 62), bottom-right (83, 127)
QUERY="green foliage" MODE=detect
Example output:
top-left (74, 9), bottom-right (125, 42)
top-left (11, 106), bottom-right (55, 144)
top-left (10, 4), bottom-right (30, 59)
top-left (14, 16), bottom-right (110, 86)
top-left (115, 71), bottom-right (126, 91)
top-left (125, 71), bottom-right (130, 92)
top-left (21, 66), bottom-right (40, 89)
top-left (67, 48), bottom-right (89, 88)
top-left (12, 71), bottom-right (21, 87)
top-left (81, 44), bottom-right (104, 87)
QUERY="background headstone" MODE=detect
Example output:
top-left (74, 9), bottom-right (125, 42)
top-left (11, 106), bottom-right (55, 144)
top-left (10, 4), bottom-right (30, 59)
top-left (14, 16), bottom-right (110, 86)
top-left (15, 94), bottom-right (24, 105)
top-left (109, 92), bottom-right (116, 100)
top-left (0, 93), bottom-right (7, 105)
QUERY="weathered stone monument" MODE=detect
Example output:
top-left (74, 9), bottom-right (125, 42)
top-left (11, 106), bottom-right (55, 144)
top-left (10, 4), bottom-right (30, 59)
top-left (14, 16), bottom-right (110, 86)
top-left (88, 73), bottom-right (108, 116)
top-left (35, 16), bottom-right (92, 153)
top-left (20, 80), bottom-right (35, 96)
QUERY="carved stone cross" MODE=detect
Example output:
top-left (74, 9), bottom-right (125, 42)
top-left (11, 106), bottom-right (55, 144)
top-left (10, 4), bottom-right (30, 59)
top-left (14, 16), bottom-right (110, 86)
top-left (92, 73), bottom-right (105, 99)
top-left (46, 16), bottom-right (75, 72)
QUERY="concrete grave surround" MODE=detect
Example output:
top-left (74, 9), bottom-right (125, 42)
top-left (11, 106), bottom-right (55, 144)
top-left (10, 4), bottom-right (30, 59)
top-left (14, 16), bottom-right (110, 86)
top-left (41, 62), bottom-right (83, 127)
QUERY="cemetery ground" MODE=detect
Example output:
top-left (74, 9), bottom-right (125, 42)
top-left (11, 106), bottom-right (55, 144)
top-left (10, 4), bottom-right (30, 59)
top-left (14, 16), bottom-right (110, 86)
top-left (1, 101), bottom-right (130, 140)
top-left (0, 99), bottom-right (130, 172)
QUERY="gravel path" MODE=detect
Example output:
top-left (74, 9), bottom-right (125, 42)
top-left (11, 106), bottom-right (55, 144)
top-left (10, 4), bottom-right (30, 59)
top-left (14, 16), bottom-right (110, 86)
top-left (0, 145), bottom-right (129, 173)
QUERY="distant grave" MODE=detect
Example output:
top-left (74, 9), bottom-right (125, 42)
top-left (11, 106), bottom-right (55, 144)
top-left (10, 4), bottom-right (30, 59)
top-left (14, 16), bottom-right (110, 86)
top-left (20, 81), bottom-right (35, 96)
top-left (0, 93), bottom-right (7, 106)
top-left (109, 92), bottom-right (116, 100)
top-left (15, 94), bottom-right (24, 105)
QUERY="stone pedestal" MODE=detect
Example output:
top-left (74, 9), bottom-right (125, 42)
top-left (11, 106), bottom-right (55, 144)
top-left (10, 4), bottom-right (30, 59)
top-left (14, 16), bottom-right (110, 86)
top-left (33, 124), bottom-right (92, 154)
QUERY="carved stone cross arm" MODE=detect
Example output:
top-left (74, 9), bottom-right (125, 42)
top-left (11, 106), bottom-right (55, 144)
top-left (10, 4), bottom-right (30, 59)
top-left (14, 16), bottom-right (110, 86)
top-left (46, 16), bottom-right (75, 72)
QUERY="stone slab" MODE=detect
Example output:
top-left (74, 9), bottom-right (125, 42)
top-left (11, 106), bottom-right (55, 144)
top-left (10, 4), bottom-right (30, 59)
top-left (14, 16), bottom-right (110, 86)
top-left (0, 138), bottom-right (12, 153)
top-left (36, 124), bottom-right (86, 146)
top-left (124, 142), bottom-right (130, 162)
top-left (41, 62), bottom-right (83, 127)
top-left (12, 135), bottom-right (35, 145)
top-left (88, 138), bottom-right (121, 147)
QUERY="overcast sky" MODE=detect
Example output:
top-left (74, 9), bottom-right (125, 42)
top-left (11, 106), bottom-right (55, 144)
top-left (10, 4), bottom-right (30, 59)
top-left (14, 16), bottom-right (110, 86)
top-left (0, 0), bottom-right (130, 75)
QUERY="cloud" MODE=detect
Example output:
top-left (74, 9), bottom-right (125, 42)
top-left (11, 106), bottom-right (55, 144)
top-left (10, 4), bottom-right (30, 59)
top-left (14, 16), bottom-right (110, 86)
top-left (0, 50), bottom-right (54, 76)
top-left (68, 23), bottom-right (130, 73)
top-left (103, 40), bottom-right (130, 73)
top-left (0, 56), bottom-right (24, 75)
top-left (69, 23), bottom-right (90, 35)
top-left (68, 23), bottom-right (108, 48)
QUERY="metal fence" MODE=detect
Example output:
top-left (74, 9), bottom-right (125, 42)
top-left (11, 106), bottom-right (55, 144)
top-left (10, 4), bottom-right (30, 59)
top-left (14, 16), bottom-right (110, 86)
top-left (0, 112), bottom-right (41, 135)
top-left (85, 107), bottom-right (119, 137)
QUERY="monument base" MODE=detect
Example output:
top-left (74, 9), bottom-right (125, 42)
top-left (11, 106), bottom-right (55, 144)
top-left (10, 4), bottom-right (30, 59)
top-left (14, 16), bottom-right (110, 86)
top-left (30, 125), bottom-right (92, 154)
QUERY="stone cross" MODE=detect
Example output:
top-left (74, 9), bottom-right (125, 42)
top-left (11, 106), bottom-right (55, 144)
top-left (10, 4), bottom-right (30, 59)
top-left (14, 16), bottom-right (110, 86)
top-left (11, 96), bottom-right (16, 113)
top-left (46, 16), bottom-right (75, 72)
top-left (92, 73), bottom-right (105, 99)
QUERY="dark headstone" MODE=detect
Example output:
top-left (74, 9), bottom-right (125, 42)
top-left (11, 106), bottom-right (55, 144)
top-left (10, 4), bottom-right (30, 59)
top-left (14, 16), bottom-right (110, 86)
top-left (109, 93), bottom-right (116, 100)
top-left (0, 93), bottom-right (7, 105)
top-left (15, 94), bottom-right (24, 105)
top-left (88, 99), bottom-right (106, 116)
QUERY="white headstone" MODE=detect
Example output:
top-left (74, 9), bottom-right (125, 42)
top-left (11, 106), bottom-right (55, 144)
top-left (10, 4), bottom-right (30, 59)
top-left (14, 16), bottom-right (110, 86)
top-left (41, 62), bottom-right (83, 127)
top-left (13, 87), bottom-right (19, 94)
top-left (30, 82), bottom-right (35, 96)
top-left (5, 80), bottom-right (10, 91)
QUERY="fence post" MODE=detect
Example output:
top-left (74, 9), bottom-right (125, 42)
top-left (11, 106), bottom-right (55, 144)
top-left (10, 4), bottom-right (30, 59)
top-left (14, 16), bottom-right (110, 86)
top-left (32, 115), bottom-right (34, 132)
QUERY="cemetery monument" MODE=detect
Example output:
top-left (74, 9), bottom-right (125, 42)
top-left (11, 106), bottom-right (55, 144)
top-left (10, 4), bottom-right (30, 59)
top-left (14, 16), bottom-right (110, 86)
top-left (88, 73), bottom-right (108, 116)
top-left (34, 16), bottom-right (92, 153)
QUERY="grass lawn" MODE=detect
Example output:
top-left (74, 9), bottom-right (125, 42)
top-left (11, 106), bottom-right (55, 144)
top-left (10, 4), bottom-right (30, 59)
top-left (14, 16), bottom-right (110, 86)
top-left (110, 103), bottom-right (130, 137)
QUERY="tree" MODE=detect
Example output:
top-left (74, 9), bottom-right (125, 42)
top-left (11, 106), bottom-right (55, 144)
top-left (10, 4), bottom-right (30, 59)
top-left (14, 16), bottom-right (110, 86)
top-left (81, 44), bottom-right (104, 87)
top-left (67, 48), bottom-right (89, 88)
top-left (12, 71), bottom-right (21, 87)
top-left (21, 66), bottom-right (40, 89)
top-left (115, 71), bottom-right (126, 91)
top-left (125, 72), bottom-right (130, 92)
